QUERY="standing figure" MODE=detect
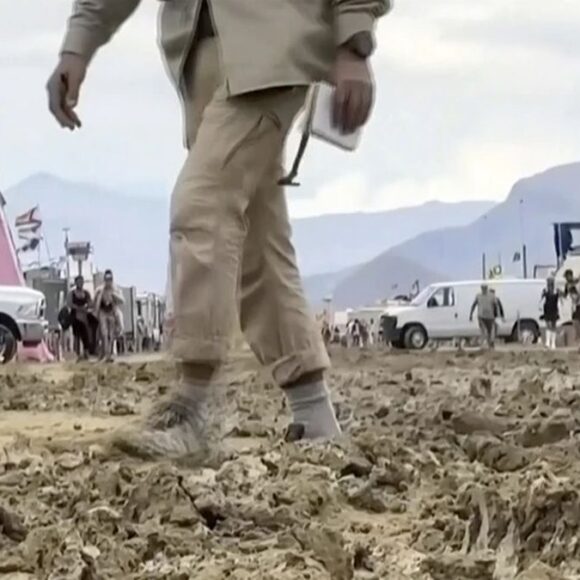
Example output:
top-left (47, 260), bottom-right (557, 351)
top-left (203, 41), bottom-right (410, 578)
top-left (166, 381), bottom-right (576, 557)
top-left (540, 277), bottom-right (562, 350)
top-left (94, 270), bottom-right (125, 363)
top-left (470, 284), bottom-right (502, 349)
top-left (47, 0), bottom-right (392, 459)
top-left (67, 276), bottom-right (92, 361)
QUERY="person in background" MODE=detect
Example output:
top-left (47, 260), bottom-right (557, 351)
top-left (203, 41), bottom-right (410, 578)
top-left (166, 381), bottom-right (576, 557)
top-left (470, 284), bottom-right (502, 349)
top-left (540, 277), bottom-right (562, 350)
top-left (360, 320), bottom-right (369, 348)
top-left (94, 270), bottom-right (125, 363)
top-left (563, 269), bottom-right (580, 341)
top-left (67, 275), bottom-right (92, 361)
top-left (321, 321), bottom-right (332, 347)
top-left (350, 319), bottom-right (362, 348)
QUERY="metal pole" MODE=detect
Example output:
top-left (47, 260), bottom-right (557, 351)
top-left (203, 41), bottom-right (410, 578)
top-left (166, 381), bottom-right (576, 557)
top-left (63, 228), bottom-right (70, 284)
top-left (522, 244), bottom-right (528, 279)
top-left (482, 253), bottom-right (487, 279)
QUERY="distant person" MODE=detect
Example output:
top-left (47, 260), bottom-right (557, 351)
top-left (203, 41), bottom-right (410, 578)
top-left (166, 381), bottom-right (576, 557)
top-left (470, 284), bottom-right (502, 349)
top-left (94, 270), bottom-right (124, 363)
top-left (67, 276), bottom-right (92, 361)
top-left (540, 277), bottom-right (562, 350)
top-left (321, 321), bottom-right (332, 347)
top-left (360, 320), bottom-right (370, 348)
top-left (563, 269), bottom-right (580, 340)
top-left (350, 319), bottom-right (362, 348)
top-left (333, 326), bottom-right (341, 344)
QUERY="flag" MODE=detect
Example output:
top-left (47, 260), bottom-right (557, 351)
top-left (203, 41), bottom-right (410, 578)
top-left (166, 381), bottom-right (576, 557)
top-left (15, 206), bottom-right (42, 253)
top-left (15, 206), bottom-right (42, 230)
top-left (513, 251), bottom-right (521, 263)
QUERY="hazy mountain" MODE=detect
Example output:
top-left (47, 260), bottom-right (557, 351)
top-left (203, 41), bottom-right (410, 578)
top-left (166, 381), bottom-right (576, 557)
top-left (340, 162), bottom-right (580, 306)
top-left (293, 200), bottom-right (494, 276)
top-left (2, 173), bottom-right (493, 293)
top-left (331, 255), bottom-right (445, 309)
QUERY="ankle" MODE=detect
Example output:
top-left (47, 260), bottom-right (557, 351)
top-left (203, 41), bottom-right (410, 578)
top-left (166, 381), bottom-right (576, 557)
top-left (282, 370), bottom-right (324, 389)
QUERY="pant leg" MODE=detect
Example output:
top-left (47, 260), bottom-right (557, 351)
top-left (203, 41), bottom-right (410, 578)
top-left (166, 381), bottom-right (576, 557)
top-left (478, 318), bottom-right (489, 345)
top-left (488, 319), bottom-right (496, 347)
top-left (170, 79), bottom-right (307, 363)
top-left (240, 164), bottom-right (330, 385)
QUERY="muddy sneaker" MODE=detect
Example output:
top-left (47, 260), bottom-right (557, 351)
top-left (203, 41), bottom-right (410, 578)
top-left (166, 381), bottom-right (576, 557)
top-left (111, 394), bottom-right (211, 462)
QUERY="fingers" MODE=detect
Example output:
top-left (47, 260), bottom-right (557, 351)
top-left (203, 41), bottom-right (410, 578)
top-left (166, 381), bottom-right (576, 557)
top-left (333, 81), bottom-right (374, 134)
top-left (46, 70), bottom-right (82, 130)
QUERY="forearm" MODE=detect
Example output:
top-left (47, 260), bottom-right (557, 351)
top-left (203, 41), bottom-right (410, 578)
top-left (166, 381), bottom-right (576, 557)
top-left (331, 0), bottom-right (392, 48)
top-left (61, 0), bottom-right (141, 62)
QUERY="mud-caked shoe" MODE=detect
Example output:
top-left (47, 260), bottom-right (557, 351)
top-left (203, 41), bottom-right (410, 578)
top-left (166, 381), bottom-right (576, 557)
top-left (111, 393), bottom-right (213, 462)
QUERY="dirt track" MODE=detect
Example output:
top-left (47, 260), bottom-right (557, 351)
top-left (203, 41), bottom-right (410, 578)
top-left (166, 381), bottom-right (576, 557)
top-left (1, 348), bottom-right (580, 579)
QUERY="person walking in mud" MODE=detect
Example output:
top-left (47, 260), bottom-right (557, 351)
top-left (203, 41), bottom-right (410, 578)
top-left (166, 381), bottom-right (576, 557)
top-left (48, 0), bottom-right (391, 459)
top-left (67, 275), bottom-right (92, 361)
top-left (540, 277), bottom-right (562, 350)
top-left (94, 271), bottom-right (124, 363)
top-left (470, 284), bottom-right (502, 349)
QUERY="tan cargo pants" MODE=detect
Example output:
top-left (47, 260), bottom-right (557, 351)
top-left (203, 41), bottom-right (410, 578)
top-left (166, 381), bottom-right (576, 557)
top-left (169, 37), bottom-right (330, 385)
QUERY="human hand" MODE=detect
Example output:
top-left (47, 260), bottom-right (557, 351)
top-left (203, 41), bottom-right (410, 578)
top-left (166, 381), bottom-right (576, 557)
top-left (46, 53), bottom-right (87, 130)
top-left (332, 48), bottom-right (374, 134)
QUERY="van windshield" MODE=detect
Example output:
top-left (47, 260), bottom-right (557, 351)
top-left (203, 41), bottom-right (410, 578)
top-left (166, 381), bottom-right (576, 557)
top-left (410, 286), bottom-right (433, 306)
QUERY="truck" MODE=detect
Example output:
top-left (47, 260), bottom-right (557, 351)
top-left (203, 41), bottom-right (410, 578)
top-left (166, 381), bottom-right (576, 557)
top-left (0, 285), bottom-right (48, 363)
top-left (380, 279), bottom-right (546, 350)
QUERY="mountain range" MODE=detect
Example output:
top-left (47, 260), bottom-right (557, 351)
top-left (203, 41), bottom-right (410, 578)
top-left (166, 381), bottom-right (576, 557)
top-left (309, 162), bottom-right (580, 308)
top-left (2, 173), bottom-right (492, 294)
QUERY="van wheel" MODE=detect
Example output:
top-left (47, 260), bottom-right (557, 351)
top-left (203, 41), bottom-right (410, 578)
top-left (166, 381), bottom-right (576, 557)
top-left (0, 324), bottom-right (18, 364)
top-left (404, 325), bottom-right (428, 350)
top-left (512, 320), bottom-right (539, 345)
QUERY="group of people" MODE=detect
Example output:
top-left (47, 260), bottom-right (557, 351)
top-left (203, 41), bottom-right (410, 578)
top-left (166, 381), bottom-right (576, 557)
top-left (64, 270), bottom-right (124, 362)
top-left (538, 270), bottom-right (580, 350)
top-left (470, 272), bottom-right (580, 351)
top-left (321, 318), bottom-right (379, 349)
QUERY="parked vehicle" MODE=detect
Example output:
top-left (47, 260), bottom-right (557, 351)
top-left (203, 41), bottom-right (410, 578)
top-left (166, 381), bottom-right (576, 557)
top-left (380, 279), bottom-right (546, 350)
top-left (0, 285), bottom-right (48, 363)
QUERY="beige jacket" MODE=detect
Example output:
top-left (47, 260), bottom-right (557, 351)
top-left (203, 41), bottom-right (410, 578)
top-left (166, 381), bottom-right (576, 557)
top-left (61, 0), bottom-right (391, 97)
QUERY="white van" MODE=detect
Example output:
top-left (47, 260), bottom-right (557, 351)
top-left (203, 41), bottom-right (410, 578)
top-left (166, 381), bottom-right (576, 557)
top-left (0, 285), bottom-right (48, 363)
top-left (380, 279), bottom-right (546, 350)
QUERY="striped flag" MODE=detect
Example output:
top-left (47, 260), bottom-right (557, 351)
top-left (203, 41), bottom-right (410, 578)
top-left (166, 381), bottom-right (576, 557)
top-left (15, 206), bottom-right (42, 253)
top-left (15, 206), bottom-right (42, 230)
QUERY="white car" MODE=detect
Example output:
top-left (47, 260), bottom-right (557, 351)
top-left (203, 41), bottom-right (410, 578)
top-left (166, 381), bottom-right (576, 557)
top-left (0, 285), bottom-right (48, 363)
top-left (380, 279), bottom-right (547, 350)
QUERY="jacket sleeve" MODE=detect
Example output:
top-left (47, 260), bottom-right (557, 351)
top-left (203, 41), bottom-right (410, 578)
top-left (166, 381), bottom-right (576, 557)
top-left (61, 0), bottom-right (141, 61)
top-left (331, 0), bottom-right (392, 47)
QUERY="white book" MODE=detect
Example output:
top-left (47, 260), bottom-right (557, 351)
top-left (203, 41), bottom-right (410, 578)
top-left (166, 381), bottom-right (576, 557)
top-left (303, 82), bottom-right (363, 152)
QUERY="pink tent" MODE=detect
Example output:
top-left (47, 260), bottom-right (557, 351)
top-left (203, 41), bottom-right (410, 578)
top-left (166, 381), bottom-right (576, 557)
top-left (0, 192), bottom-right (53, 362)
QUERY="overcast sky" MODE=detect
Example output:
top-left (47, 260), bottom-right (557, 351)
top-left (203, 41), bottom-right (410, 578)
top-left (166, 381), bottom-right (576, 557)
top-left (1, 0), bottom-right (579, 217)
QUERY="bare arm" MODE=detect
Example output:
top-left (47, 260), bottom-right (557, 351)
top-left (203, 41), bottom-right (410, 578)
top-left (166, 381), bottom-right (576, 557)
top-left (469, 298), bottom-right (478, 320)
top-left (61, 0), bottom-right (141, 62)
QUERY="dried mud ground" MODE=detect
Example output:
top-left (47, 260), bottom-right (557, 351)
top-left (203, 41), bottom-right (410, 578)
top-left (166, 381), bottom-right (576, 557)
top-left (2, 349), bottom-right (580, 579)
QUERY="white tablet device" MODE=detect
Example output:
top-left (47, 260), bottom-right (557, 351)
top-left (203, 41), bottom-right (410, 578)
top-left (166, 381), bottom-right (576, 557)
top-left (305, 82), bottom-right (363, 152)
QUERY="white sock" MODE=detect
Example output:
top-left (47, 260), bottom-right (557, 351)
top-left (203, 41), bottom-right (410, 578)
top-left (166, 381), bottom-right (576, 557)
top-left (283, 381), bottom-right (342, 440)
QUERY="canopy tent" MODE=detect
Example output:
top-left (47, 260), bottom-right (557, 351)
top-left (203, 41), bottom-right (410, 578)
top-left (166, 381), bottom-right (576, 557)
top-left (0, 192), bottom-right (53, 362)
